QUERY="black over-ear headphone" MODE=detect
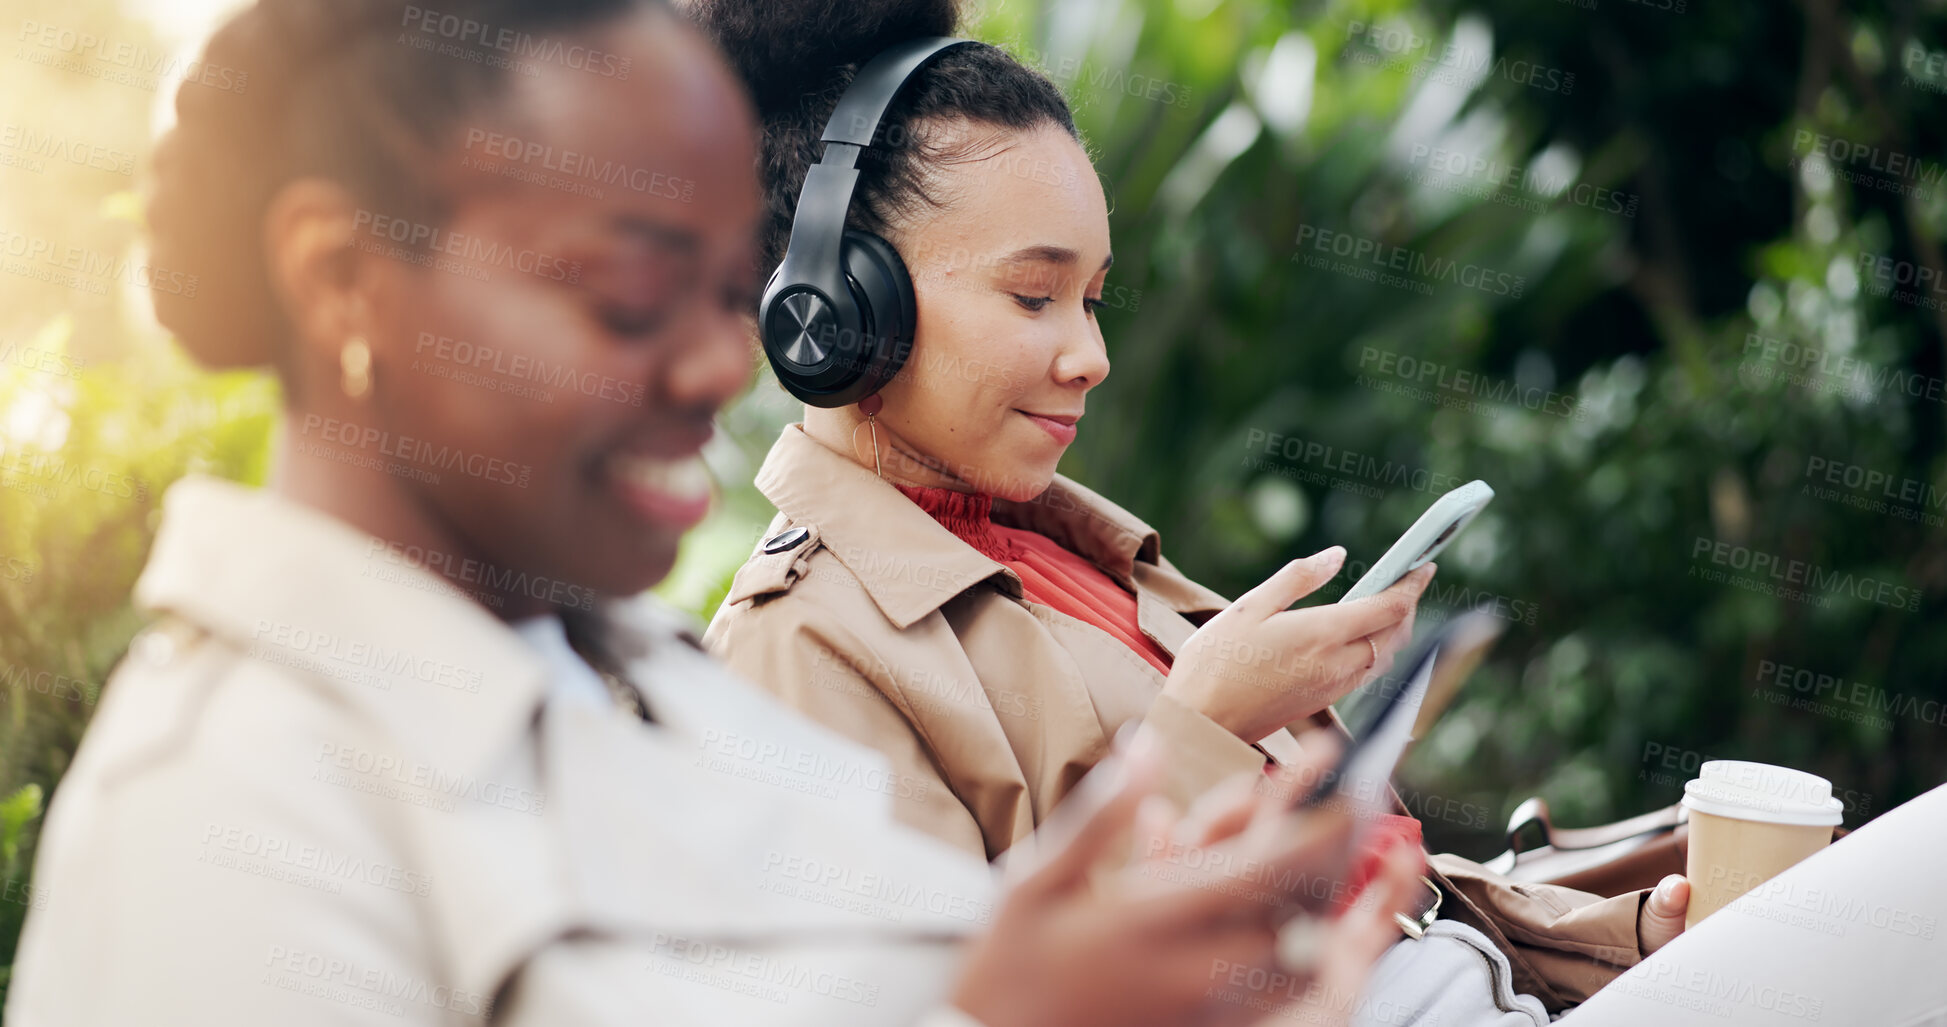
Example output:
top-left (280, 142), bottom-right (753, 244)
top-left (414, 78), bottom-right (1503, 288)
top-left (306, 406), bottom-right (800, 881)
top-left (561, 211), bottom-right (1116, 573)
top-left (758, 36), bottom-right (977, 408)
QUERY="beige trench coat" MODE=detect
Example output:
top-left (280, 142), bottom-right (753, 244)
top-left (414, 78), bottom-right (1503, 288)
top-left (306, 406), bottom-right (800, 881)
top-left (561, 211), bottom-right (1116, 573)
top-left (707, 424), bottom-right (1649, 1010)
top-left (7, 478), bottom-right (993, 1026)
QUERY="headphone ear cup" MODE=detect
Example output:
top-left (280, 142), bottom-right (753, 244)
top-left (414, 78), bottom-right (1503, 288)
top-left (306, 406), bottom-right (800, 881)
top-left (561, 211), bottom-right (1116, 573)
top-left (757, 230), bottom-right (917, 407)
top-left (838, 230), bottom-right (918, 398)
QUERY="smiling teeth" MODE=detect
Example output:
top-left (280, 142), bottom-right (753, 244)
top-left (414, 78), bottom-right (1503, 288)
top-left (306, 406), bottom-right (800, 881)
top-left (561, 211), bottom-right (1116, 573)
top-left (611, 452), bottom-right (712, 501)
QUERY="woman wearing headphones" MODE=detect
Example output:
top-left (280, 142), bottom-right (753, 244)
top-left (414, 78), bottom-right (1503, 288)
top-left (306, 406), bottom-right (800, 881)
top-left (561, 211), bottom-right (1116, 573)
top-left (6, 1), bottom-right (1422, 1023)
top-left (692, 0), bottom-right (1695, 1013)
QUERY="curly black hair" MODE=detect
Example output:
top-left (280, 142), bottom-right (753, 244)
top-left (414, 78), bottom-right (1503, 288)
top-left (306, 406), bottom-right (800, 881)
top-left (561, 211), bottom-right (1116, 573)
top-left (148, 0), bottom-right (663, 373)
top-left (683, 0), bottom-right (1079, 287)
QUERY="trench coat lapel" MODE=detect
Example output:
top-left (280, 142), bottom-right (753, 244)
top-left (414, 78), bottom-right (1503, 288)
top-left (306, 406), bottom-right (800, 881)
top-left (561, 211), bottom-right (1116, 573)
top-left (754, 425), bottom-right (1016, 630)
top-left (755, 424), bottom-right (1234, 652)
top-left (995, 477), bottom-right (1233, 662)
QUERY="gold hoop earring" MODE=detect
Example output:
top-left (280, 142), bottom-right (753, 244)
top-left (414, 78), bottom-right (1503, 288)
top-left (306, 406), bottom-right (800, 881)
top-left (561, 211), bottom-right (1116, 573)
top-left (851, 393), bottom-right (885, 479)
top-left (340, 337), bottom-right (373, 400)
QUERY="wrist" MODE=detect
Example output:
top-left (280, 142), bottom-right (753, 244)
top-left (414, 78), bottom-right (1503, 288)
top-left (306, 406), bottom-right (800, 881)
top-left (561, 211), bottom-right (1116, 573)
top-left (1160, 674), bottom-right (1244, 738)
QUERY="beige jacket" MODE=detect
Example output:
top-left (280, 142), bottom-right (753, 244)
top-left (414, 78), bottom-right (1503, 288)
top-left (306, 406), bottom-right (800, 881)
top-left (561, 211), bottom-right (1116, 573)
top-left (7, 478), bottom-right (994, 1026)
top-left (707, 424), bottom-right (1648, 1010)
top-left (707, 424), bottom-right (1280, 860)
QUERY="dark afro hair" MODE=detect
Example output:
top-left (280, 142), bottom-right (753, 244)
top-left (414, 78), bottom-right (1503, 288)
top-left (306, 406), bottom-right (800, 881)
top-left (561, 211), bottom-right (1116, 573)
top-left (683, 0), bottom-right (1079, 287)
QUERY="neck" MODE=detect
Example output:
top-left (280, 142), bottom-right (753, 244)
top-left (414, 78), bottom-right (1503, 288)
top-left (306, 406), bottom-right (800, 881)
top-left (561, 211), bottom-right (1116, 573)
top-left (271, 405), bottom-right (553, 620)
top-left (801, 404), bottom-right (983, 493)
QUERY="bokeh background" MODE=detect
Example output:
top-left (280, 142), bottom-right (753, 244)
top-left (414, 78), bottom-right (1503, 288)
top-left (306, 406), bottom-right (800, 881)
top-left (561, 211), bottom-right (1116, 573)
top-left (4, 0), bottom-right (1945, 1003)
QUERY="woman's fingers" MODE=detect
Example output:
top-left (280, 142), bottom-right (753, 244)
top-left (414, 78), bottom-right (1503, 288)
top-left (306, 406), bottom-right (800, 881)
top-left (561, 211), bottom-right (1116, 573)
top-left (1351, 841), bottom-right (1424, 949)
top-left (1298, 843), bottom-right (1422, 1026)
top-left (1130, 793), bottom-right (1182, 873)
top-left (1639, 874), bottom-right (1691, 955)
top-left (1225, 548), bottom-right (1346, 621)
top-left (1156, 781), bottom-right (1357, 925)
top-left (1286, 563), bottom-right (1436, 643)
top-left (1363, 603), bottom-right (1419, 677)
top-left (1247, 608), bottom-right (1402, 704)
top-left (1165, 556), bottom-right (1436, 745)
top-left (1262, 729), bottom-right (1345, 811)
top-left (1172, 771), bottom-right (1264, 849)
top-left (1255, 802), bottom-right (1358, 921)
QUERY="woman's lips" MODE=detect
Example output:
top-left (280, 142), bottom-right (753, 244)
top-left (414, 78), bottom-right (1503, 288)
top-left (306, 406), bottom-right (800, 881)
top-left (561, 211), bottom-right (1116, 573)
top-left (1017, 411), bottom-right (1079, 445)
top-left (607, 451), bottom-right (713, 529)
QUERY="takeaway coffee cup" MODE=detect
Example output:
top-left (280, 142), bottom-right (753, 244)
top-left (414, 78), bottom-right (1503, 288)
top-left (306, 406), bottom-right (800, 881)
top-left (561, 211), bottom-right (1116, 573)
top-left (1681, 760), bottom-right (1844, 928)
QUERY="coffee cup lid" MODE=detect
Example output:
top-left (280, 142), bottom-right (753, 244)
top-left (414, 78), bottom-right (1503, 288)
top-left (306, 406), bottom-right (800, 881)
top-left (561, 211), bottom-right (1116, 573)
top-left (1681, 760), bottom-right (1843, 826)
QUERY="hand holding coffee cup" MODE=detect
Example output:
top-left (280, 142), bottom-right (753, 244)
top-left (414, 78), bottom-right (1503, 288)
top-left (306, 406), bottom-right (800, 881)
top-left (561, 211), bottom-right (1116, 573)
top-left (1681, 760), bottom-right (1844, 928)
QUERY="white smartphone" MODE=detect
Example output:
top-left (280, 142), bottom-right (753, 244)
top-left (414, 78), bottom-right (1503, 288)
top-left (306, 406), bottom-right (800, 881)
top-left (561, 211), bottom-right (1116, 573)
top-left (1337, 479), bottom-right (1495, 603)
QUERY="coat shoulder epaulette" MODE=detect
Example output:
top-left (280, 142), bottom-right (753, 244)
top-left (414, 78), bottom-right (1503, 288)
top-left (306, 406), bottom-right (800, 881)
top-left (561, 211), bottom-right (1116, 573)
top-left (723, 522), bottom-right (824, 606)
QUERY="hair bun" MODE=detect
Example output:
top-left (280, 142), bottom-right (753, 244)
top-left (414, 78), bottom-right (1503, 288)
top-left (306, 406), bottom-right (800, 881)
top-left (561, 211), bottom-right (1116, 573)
top-left (686, 0), bottom-right (962, 115)
top-left (146, 7), bottom-right (296, 369)
top-left (147, 0), bottom-right (385, 369)
top-left (147, 0), bottom-right (623, 371)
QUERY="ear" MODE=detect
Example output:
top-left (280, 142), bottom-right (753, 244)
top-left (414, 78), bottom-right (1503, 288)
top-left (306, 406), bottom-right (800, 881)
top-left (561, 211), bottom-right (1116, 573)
top-left (261, 178), bottom-right (369, 371)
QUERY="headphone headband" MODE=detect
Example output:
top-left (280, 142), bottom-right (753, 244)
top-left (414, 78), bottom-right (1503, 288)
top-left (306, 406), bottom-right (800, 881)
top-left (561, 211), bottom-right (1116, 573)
top-left (823, 37), bottom-right (977, 147)
top-left (759, 36), bottom-right (978, 407)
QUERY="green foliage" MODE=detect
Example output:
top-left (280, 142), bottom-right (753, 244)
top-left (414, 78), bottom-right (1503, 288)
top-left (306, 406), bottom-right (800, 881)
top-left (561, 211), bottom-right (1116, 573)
top-left (0, 315), bottom-right (278, 1010)
top-left (947, 0), bottom-right (1947, 856)
top-left (0, 784), bottom-right (44, 997)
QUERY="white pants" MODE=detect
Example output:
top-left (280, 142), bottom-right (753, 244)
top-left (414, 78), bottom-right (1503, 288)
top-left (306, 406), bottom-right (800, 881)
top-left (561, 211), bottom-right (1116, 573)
top-left (1562, 781), bottom-right (1947, 1026)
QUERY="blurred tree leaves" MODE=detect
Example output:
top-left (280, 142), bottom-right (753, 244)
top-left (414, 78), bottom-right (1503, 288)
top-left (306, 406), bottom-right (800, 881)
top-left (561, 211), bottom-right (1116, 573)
top-left (953, 0), bottom-right (1947, 855)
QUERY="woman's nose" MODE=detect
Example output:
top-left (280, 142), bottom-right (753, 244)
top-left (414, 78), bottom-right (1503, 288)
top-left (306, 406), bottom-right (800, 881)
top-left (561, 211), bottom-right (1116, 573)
top-left (1053, 319), bottom-right (1111, 388)
top-left (661, 301), bottom-right (754, 410)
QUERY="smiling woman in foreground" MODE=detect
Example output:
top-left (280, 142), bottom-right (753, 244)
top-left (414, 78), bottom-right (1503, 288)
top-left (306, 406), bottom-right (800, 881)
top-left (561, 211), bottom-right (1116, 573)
top-left (3, 0), bottom-right (1425, 1024)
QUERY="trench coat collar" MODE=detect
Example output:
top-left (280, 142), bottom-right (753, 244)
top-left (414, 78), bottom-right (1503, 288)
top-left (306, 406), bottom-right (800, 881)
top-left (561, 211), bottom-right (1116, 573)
top-left (135, 476), bottom-right (567, 777)
top-left (752, 424), bottom-right (1223, 630)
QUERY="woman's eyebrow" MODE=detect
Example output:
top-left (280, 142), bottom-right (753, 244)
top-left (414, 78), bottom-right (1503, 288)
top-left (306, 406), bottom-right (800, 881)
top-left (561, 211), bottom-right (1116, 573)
top-left (998, 245), bottom-right (1115, 272)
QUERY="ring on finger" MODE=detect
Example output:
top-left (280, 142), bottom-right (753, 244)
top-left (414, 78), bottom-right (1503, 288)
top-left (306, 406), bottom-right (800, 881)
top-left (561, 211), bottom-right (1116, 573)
top-left (1365, 635), bottom-right (1379, 669)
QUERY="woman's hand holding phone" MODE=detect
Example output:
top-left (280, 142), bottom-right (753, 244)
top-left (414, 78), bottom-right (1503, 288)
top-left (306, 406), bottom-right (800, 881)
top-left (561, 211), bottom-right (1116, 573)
top-left (1163, 548), bottom-right (1437, 744)
top-left (949, 731), bottom-right (1421, 1027)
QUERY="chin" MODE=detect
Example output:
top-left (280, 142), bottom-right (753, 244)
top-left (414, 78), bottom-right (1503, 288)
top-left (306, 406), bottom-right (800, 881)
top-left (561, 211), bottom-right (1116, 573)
top-left (988, 465), bottom-right (1058, 503)
top-left (568, 544), bottom-right (678, 602)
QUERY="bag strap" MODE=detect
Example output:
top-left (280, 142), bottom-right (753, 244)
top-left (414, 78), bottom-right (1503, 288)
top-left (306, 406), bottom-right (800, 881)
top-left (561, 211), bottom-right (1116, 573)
top-left (1503, 796), bottom-right (1685, 855)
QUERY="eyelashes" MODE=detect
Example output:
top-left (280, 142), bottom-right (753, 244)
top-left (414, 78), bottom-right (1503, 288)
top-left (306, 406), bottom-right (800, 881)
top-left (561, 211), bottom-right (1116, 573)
top-left (1011, 294), bottom-right (1106, 316)
top-left (594, 275), bottom-right (761, 339)
top-left (599, 306), bottom-right (670, 337)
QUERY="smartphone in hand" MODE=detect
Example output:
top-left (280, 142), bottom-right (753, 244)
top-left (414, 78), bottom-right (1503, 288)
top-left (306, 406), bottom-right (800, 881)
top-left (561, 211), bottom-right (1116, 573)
top-left (1338, 480), bottom-right (1495, 604)
top-left (1295, 606), bottom-right (1506, 811)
